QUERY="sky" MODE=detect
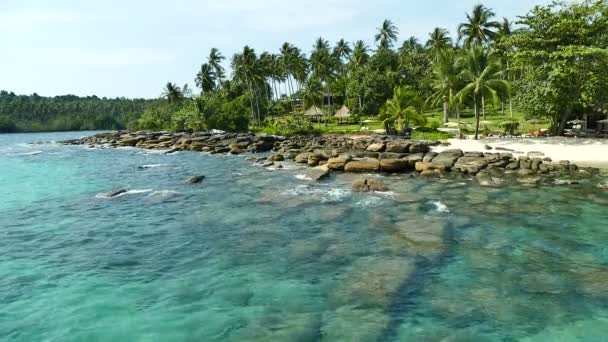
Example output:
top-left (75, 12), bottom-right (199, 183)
top-left (0, 0), bottom-right (551, 99)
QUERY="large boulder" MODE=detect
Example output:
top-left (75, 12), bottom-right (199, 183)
top-left (385, 142), bottom-right (410, 153)
top-left (415, 162), bottom-right (447, 173)
top-left (305, 164), bottom-right (330, 181)
top-left (403, 153), bottom-right (425, 167)
top-left (409, 142), bottom-right (429, 153)
top-left (432, 149), bottom-right (464, 168)
top-left (366, 142), bottom-right (386, 152)
top-left (344, 159), bottom-right (381, 172)
top-left (352, 178), bottom-right (388, 192)
top-left (380, 159), bottom-right (412, 172)
top-left (327, 156), bottom-right (352, 171)
top-left (452, 156), bottom-right (488, 175)
top-left (295, 152), bottom-right (312, 163)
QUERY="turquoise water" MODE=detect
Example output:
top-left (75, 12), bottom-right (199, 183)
top-left (1, 132), bottom-right (608, 341)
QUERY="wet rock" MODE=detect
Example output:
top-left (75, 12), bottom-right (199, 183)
top-left (453, 157), bottom-right (488, 175)
top-left (268, 154), bottom-right (285, 162)
top-left (379, 152), bottom-right (408, 160)
top-left (475, 171), bottom-right (505, 187)
top-left (597, 182), bottom-right (608, 190)
top-left (344, 159), bottom-right (380, 172)
top-left (385, 141), bottom-right (410, 153)
top-left (295, 152), bottom-right (313, 163)
top-left (420, 169), bottom-right (443, 177)
top-left (262, 161), bottom-right (275, 167)
top-left (229, 146), bottom-right (244, 154)
top-left (380, 159), bottom-right (412, 172)
top-left (423, 152), bottom-right (438, 162)
top-left (409, 142), bottom-right (429, 153)
top-left (518, 175), bottom-right (541, 186)
top-left (327, 156), bottom-right (351, 171)
top-left (306, 164), bottom-right (330, 181)
top-left (187, 175), bottom-right (205, 184)
top-left (415, 162), bottom-right (447, 173)
top-left (506, 161), bottom-right (520, 170)
top-left (403, 153), bottom-right (425, 167)
top-left (321, 307), bottom-right (389, 342)
top-left (432, 149), bottom-right (464, 168)
top-left (106, 189), bottom-right (128, 197)
top-left (484, 144), bottom-right (493, 150)
top-left (495, 147), bottom-right (514, 152)
top-left (352, 178), bottom-right (388, 192)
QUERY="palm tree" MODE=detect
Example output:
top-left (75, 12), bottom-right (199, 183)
top-left (456, 46), bottom-right (510, 139)
top-left (280, 42), bottom-right (297, 97)
top-left (457, 4), bottom-right (500, 47)
top-left (162, 82), bottom-right (183, 104)
top-left (349, 40), bottom-right (369, 113)
top-left (208, 48), bottom-right (225, 88)
top-left (310, 38), bottom-right (337, 125)
top-left (400, 36), bottom-right (423, 52)
top-left (427, 49), bottom-right (461, 124)
top-left (333, 39), bottom-right (352, 99)
top-left (375, 19), bottom-right (399, 50)
top-left (232, 46), bottom-right (263, 126)
top-left (384, 86), bottom-right (427, 134)
top-left (302, 78), bottom-right (323, 109)
top-left (195, 63), bottom-right (216, 94)
top-left (426, 28), bottom-right (452, 62)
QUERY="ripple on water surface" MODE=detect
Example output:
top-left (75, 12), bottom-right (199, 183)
top-left (1, 132), bottom-right (608, 341)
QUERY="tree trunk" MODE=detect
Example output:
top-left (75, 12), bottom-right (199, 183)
top-left (443, 99), bottom-right (448, 124)
top-left (481, 96), bottom-right (486, 120)
top-left (501, 101), bottom-right (505, 116)
top-left (254, 88), bottom-right (261, 127)
top-left (509, 98), bottom-right (513, 118)
top-left (555, 109), bottom-right (571, 136)
top-left (474, 98), bottom-right (480, 140)
top-left (456, 105), bottom-right (462, 139)
top-left (247, 82), bottom-right (256, 123)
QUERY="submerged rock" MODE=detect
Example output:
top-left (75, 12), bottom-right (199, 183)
top-left (187, 175), bottom-right (205, 184)
top-left (105, 189), bottom-right (128, 198)
top-left (305, 164), bottom-right (330, 182)
top-left (352, 178), bottom-right (388, 192)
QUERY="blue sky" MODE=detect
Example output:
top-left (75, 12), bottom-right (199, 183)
top-left (0, 0), bottom-right (549, 99)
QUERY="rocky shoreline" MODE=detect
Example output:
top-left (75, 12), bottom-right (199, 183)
top-left (62, 130), bottom-right (603, 187)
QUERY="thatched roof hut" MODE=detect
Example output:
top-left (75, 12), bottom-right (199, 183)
top-left (304, 105), bottom-right (325, 117)
top-left (334, 105), bottom-right (351, 119)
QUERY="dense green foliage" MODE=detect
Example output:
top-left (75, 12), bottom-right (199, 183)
top-left (0, 90), bottom-right (157, 133)
top-left (4, 1), bottom-right (606, 137)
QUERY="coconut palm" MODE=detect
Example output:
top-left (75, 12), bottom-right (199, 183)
top-left (232, 46), bottom-right (263, 126)
top-left (384, 86), bottom-right (427, 134)
top-left (349, 40), bottom-right (369, 112)
top-left (333, 39), bottom-right (352, 99)
top-left (426, 27), bottom-right (452, 61)
top-left (375, 19), bottom-right (399, 50)
top-left (310, 38), bottom-right (337, 125)
top-left (456, 46), bottom-right (510, 139)
top-left (400, 36), bottom-right (423, 52)
top-left (302, 78), bottom-right (323, 109)
top-left (280, 42), bottom-right (298, 96)
top-left (457, 4), bottom-right (500, 47)
top-left (427, 49), bottom-right (461, 124)
top-left (162, 82), bottom-right (183, 104)
top-left (208, 48), bottom-right (225, 88)
top-left (195, 63), bottom-right (216, 94)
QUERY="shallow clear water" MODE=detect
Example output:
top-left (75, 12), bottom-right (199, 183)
top-left (1, 132), bottom-right (608, 341)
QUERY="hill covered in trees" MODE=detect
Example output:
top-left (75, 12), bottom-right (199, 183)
top-left (0, 91), bottom-right (159, 133)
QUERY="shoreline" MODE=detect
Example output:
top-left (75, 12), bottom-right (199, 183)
top-left (61, 131), bottom-right (608, 189)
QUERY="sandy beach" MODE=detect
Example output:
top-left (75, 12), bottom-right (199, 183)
top-left (432, 137), bottom-right (608, 168)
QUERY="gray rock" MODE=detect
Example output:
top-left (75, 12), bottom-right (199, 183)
top-left (352, 178), bottom-right (388, 192)
top-left (106, 189), bottom-right (128, 197)
top-left (188, 175), bottom-right (205, 184)
top-left (452, 157), bottom-right (488, 175)
top-left (344, 159), bottom-right (381, 172)
top-left (432, 149), bottom-right (464, 168)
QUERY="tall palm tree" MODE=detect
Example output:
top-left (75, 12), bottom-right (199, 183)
top-left (302, 78), bottom-right (323, 109)
top-left (208, 48), bottom-right (225, 88)
top-left (333, 39), bottom-right (352, 99)
top-left (457, 4), bottom-right (500, 47)
top-left (232, 46), bottom-right (263, 126)
top-left (426, 27), bottom-right (452, 62)
top-left (280, 42), bottom-right (297, 97)
top-left (349, 40), bottom-right (369, 112)
top-left (456, 46), bottom-right (510, 139)
top-left (427, 49), bottom-right (461, 124)
top-left (310, 38), bottom-right (337, 125)
top-left (195, 63), bottom-right (216, 94)
top-left (400, 36), bottom-right (423, 52)
top-left (162, 82), bottom-right (183, 104)
top-left (495, 18), bottom-right (516, 117)
top-left (375, 19), bottom-right (399, 50)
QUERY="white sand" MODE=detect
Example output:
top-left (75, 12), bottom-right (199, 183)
top-left (432, 137), bottom-right (608, 168)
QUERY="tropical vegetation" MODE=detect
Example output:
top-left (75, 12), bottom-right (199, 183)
top-left (1, 1), bottom-right (606, 138)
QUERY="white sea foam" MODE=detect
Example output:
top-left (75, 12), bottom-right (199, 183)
top-left (295, 174), bottom-right (313, 181)
top-left (18, 151), bottom-right (43, 156)
top-left (282, 185), bottom-right (350, 203)
top-left (95, 189), bottom-right (153, 199)
top-left (148, 190), bottom-right (179, 197)
top-left (139, 164), bottom-right (168, 169)
top-left (355, 196), bottom-right (384, 208)
top-left (429, 201), bottom-right (450, 213)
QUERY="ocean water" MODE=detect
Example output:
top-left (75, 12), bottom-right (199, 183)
top-left (1, 132), bottom-right (608, 341)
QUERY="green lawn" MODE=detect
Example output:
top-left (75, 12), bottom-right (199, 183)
top-left (423, 110), bottom-right (551, 134)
